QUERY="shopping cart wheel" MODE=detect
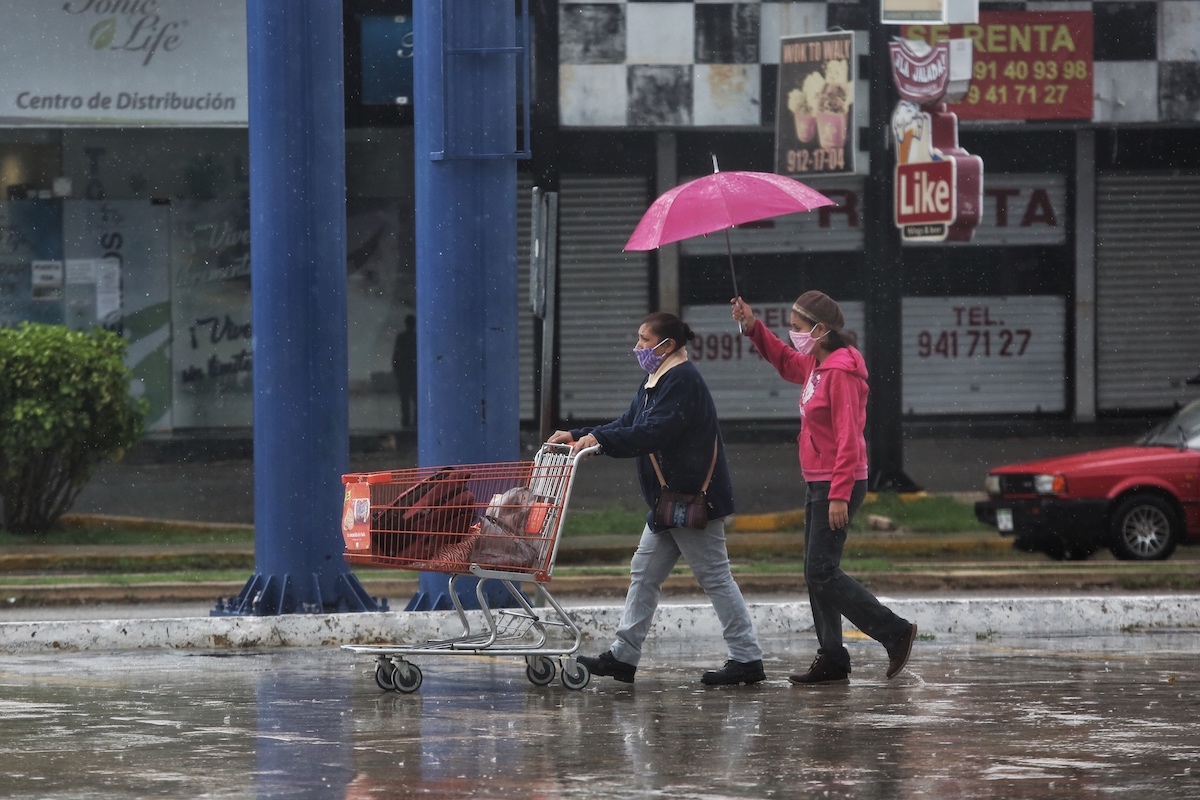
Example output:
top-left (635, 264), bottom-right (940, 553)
top-left (560, 660), bottom-right (591, 690)
top-left (525, 656), bottom-right (557, 686)
top-left (373, 659), bottom-right (396, 691)
top-left (391, 660), bottom-right (423, 694)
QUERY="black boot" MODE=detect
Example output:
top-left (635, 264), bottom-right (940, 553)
top-left (788, 655), bottom-right (850, 686)
top-left (577, 651), bottom-right (636, 683)
top-left (702, 659), bottom-right (766, 686)
top-left (885, 622), bottom-right (918, 679)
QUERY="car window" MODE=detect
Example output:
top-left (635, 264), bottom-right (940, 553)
top-left (1139, 399), bottom-right (1200, 450)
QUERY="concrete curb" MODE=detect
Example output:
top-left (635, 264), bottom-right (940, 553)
top-left (3, 594), bottom-right (1197, 653)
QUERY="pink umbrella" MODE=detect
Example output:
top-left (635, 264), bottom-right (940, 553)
top-left (624, 157), bottom-right (835, 296)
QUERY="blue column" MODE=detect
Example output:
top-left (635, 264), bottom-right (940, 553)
top-left (411, 0), bottom-right (522, 609)
top-left (216, 0), bottom-right (380, 616)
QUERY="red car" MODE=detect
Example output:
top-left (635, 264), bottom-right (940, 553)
top-left (975, 399), bottom-right (1200, 561)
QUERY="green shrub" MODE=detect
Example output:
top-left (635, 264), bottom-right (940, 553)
top-left (0, 323), bottom-right (145, 534)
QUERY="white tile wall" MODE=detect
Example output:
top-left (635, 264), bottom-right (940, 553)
top-left (1160, 1), bottom-right (1200, 60)
top-left (1092, 61), bottom-right (1160, 122)
top-left (693, 64), bottom-right (762, 125)
top-left (561, 64), bottom-right (628, 127)
top-left (626, 3), bottom-right (696, 65)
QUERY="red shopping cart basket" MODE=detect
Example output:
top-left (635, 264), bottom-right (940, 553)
top-left (341, 444), bottom-right (579, 584)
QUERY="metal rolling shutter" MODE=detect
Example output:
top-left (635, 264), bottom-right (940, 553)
top-left (1096, 172), bottom-right (1200, 411)
top-left (517, 176), bottom-right (534, 421)
top-left (901, 296), bottom-right (1066, 415)
top-left (517, 175), bottom-right (651, 424)
top-left (557, 176), bottom-right (652, 421)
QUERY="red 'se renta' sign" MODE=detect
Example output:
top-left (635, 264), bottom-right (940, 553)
top-left (900, 11), bottom-right (1093, 121)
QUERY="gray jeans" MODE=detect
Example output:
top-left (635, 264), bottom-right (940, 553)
top-left (805, 480), bottom-right (911, 672)
top-left (608, 517), bottom-right (763, 666)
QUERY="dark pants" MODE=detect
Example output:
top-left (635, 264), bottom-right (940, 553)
top-left (804, 480), bottom-right (911, 672)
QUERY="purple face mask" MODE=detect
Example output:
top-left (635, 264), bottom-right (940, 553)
top-left (634, 341), bottom-right (668, 374)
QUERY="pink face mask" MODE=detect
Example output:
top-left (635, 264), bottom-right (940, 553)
top-left (789, 328), bottom-right (826, 355)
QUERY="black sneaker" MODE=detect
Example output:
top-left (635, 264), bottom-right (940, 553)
top-left (702, 659), bottom-right (766, 686)
top-left (788, 655), bottom-right (850, 686)
top-left (577, 651), bottom-right (636, 683)
top-left (886, 622), bottom-right (918, 679)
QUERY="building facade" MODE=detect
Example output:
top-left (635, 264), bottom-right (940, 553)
top-left (0, 0), bottom-right (1197, 437)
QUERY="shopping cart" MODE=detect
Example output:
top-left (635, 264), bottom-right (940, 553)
top-left (340, 443), bottom-right (599, 692)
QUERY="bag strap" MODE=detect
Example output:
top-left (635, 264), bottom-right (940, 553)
top-left (648, 438), bottom-right (719, 493)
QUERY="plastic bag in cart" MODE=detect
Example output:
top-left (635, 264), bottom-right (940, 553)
top-left (467, 486), bottom-right (551, 569)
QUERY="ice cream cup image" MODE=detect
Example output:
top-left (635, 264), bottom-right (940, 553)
top-left (787, 88), bottom-right (817, 143)
top-left (817, 112), bottom-right (846, 149)
top-left (816, 79), bottom-right (849, 150)
top-left (793, 110), bottom-right (817, 143)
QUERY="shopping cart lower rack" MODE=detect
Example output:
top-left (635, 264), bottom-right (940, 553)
top-left (340, 443), bottom-right (598, 692)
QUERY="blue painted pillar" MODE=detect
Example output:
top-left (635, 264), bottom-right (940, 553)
top-left (411, 0), bottom-right (522, 609)
top-left (216, 0), bottom-right (379, 616)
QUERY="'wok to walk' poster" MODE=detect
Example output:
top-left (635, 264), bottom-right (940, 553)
top-left (775, 32), bottom-right (856, 178)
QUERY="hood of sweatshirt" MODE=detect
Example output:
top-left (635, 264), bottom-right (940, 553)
top-left (818, 345), bottom-right (868, 380)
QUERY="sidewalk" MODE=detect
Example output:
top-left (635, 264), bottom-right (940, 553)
top-left (70, 432), bottom-right (1138, 524)
top-left (6, 519), bottom-right (1195, 614)
top-left (0, 524), bottom-right (1014, 605)
top-left (2, 429), bottom-right (1174, 634)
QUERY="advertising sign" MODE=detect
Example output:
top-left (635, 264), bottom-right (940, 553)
top-left (891, 102), bottom-right (983, 242)
top-left (882, 0), bottom-right (979, 25)
top-left (775, 32), bottom-right (856, 178)
top-left (341, 482), bottom-right (372, 551)
top-left (889, 39), bottom-right (974, 104)
top-left (0, 0), bottom-right (247, 126)
top-left (889, 36), bottom-right (982, 243)
top-left (360, 14), bottom-right (414, 106)
top-left (901, 12), bottom-right (1094, 121)
top-left (896, 159), bottom-right (957, 231)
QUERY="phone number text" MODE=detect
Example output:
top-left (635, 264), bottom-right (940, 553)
top-left (916, 328), bottom-right (1032, 359)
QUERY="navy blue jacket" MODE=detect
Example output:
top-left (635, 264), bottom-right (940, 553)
top-left (571, 359), bottom-right (734, 531)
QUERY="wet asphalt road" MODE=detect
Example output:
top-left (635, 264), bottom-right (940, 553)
top-left (3, 631), bottom-right (1199, 799)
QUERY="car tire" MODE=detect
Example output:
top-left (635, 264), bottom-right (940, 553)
top-left (1108, 494), bottom-right (1179, 561)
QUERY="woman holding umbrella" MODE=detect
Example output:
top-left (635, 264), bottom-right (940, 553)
top-left (731, 292), bottom-right (918, 685)
top-left (549, 311), bottom-right (764, 686)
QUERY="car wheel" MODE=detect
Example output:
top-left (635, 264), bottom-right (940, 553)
top-left (1109, 494), bottom-right (1179, 561)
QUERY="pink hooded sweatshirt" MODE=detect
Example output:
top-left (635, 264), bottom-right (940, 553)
top-left (747, 321), bottom-right (869, 502)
